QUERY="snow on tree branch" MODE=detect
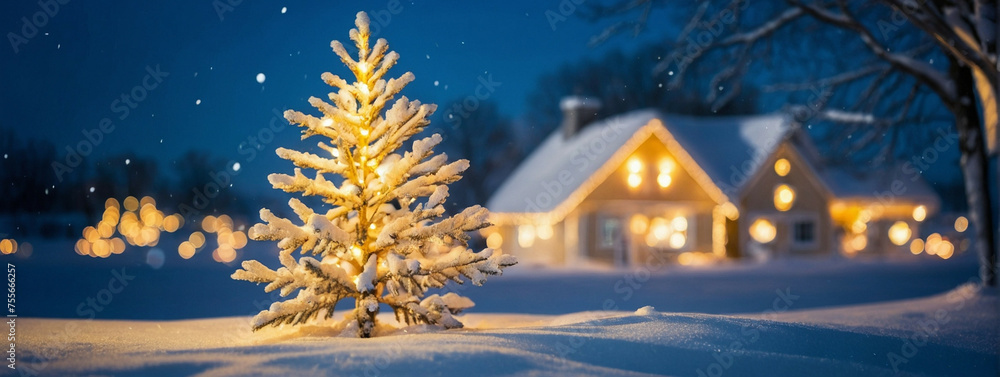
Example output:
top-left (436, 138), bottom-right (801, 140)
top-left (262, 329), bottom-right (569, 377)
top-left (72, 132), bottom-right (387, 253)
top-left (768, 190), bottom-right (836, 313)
top-left (232, 11), bottom-right (516, 338)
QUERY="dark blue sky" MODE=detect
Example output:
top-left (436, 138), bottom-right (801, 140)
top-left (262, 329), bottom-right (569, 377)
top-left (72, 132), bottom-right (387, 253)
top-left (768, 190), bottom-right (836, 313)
top-left (0, 1), bottom-right (674, 195)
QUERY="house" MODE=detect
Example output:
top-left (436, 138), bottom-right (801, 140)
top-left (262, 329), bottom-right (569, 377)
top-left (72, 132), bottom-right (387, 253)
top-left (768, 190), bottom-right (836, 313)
top-left (484, 98), bottom-right (940, 266)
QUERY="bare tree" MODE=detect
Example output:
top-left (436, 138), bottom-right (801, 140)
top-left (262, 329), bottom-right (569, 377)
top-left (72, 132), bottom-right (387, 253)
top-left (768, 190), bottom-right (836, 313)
top-left (586, 0), bottom-right (998, 286)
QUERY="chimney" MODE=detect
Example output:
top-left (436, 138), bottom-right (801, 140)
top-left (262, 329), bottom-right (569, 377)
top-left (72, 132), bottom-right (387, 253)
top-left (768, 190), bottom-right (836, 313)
top-left (560, 96), bottom-right (601, 139)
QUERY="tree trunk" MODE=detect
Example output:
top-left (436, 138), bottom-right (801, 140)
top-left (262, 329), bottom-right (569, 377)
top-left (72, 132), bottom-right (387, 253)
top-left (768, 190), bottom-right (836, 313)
top-left (950, 57), bottom-right (998, 287)
top-left (355, 292), bottom-right (379, 338)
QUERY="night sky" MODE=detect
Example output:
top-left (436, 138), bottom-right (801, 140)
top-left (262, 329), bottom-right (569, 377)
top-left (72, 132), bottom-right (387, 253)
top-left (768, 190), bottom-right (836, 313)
top-left (0, 1), bottom-right (675, 196)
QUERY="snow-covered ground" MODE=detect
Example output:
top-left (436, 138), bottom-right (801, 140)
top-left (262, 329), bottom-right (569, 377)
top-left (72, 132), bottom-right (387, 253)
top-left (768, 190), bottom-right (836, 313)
top-left (18, 284), bottom-right (999, 376)
top-left (13, 243), bottom-right (1000, 377)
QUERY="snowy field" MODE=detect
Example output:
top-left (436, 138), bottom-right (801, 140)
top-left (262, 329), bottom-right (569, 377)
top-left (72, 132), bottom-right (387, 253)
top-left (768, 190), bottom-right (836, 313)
top-left (18, 285), bottom-right (999, 376)
top-left (12, 240), bottom-right (1000, 376)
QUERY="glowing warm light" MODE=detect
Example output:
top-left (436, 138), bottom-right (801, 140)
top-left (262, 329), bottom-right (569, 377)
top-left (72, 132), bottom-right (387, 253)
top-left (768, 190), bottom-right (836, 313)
top-left (0, 239), bottom-right (14, 255)
top-left (912, 205), bottom-right (927, 222)
top-left (749, 218), bottom-right (776, 244)
top-left (517, 225), bottom-right (536, 248)
top-left (189, 231), bottom-right (206, 248)
top-left (486, 232), bottom-right (503, 249)
top-left (83, 226), bottom-right (99, 242)
top-left (322, 118), bottom-right (334, 127)
top-left (110, 238), bottom-right (126, 254)
top-left (671, 216), bottom-right (688, 232)
top-left (850, 234), bottom-right (868, 251)
top-left (851, 220), bottom-right (867, 234)
top-left (629, 214), bottom-right (649, 234)
top-left (140, 196), bottom-right (156, 207)
top-left (93, 239), bottom-right (111, 258)
top-left (677, 252), bottom-right (694, 266)
top-left (351, 245), bottom-right (364, 262)
top-left (888, 221), bottom-right (912, 246)
top-left (75, 239), bottom-right (90, 256)
top-left (954, 216), bottom-right (968, 232)
top-left (658, 158), bottom-right (675, 174)
top-left (774, 158), bottom-right (791, 177)
top-left (773, 184), bottom-right (796, 212)
top-left (233, 231), bottom-right (248, 249)
top-left (910, 238), bottom-right (924, 254)
top-left (859, 209), bottom-right (872, 223)
top-left (162, 215), bottom-right (180, 233)
top-left (720, 202), bottom-right (739, 220)
top-left (537, 223), bottom-right (554, 240)
top-left (657, 173), bottom-right (672, 188)
top-left (123, 196), bottom-right (139, 212)
top-left (626, 157), bottom-right (643, 173)
top-left (937, 240), bottom-right (955, 259)
top-left (202, 215), bottom-right (218, 233)
top-left (218, 215), bottom-right (234, 229)
top-left (105, 197), bottom-right (120, 210)
top-left (668, 232), bottom-right (686, 249)
top-left (178, 241), bottom-right (196, 259)
top-left (357, 61), bottom-right (370, 74)
top-left (360, 128), bottom-right (370, 137)
top-left (925, 233), bottom-right (942, 255)
top-left (627, 173), bottom-right (642, 188)
top-left (651, 217), bottom-right (670, 240)
top-left (645, 232), bottom-right (659, 247)
top-left (217, 245), bottom-right (237, 263)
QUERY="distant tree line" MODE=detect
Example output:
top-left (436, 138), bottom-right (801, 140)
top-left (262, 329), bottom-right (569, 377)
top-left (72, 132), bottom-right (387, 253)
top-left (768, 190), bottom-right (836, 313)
top-left (434, 43), bottom-right (759, 212)
top-left (0, 129), bottom-right (253, 238)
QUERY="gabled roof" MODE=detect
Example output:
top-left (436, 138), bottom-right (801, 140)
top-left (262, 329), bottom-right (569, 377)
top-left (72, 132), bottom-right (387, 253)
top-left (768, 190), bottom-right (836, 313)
top-left (487, 110), bottom-right (791, 218)
top-left (777, 126), bottom-right (941, 209)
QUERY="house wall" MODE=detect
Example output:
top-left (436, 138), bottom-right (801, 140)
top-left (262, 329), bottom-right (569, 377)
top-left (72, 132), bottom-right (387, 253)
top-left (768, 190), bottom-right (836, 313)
top-left (739, 143), bottom-right (832, 257)
top-left (577, 135), bottom-right (718, 265)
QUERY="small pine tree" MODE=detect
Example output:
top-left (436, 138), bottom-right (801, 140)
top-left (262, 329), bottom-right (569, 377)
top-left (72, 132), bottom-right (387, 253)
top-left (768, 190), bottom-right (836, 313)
top-left (232, 12), bottom-right (516, 338)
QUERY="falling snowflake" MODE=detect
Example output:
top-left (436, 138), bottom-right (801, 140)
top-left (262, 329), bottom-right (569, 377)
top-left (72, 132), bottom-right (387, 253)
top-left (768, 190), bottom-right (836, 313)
top-left (232, 162), bottom-right (241, 172)
top-left (256, 73), bottom-right (266, 83)
top-left (89, 187), bottom-right (95, 193)
top-left (196, 99), bottom-right (202, 105)
top-left (125, 158), bottom-right (131, 165)
top-left (434, 80), bottom-right (439, 86)
top-left (281, 6), bottom-right (287, 13)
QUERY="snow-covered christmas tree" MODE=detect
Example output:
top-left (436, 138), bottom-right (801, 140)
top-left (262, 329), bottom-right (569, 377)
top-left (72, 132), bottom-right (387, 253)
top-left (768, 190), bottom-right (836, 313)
top-left (233, 12), bottom-right (516, 338)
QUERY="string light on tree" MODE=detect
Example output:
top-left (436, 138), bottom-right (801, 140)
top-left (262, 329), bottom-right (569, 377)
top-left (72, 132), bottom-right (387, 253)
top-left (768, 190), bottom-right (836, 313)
top-left (231, 13), bottom-right (516, 338)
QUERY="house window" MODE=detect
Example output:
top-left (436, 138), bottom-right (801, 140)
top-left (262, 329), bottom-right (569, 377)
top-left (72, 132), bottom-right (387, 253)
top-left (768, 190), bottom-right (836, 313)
top-left (792, 220), bottom-right (815, 245)
top-left (600, 218), bottom-right (621, 248)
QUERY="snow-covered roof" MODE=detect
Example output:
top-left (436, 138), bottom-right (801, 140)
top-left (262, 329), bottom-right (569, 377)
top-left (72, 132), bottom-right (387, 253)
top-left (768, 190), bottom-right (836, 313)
top-left (487, 110), bottom-right (791, 216)
top-left (820, 164), bottom-right (941, 208)
top-left (781, 126), bottom-right (941, 208)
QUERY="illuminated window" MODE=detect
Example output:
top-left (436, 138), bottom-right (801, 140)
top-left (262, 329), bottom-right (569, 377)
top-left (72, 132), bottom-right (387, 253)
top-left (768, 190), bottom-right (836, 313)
top-left (657, 158), bottom-right (674, 188)
top-left (773, 184), bottom-right (796, 212)
top-left (749, 218), bottom-right (776, 244)
top-left (774, 158), bottom-right (791, 177)
top-left (627, 174), bottom-right (642, 188)
top-left (518, 225), bottom-right (535, 248)
top-left (656, 173), bottom-right (672, 188)
top-left (627, 157), bottom-right (643, 174)
top-left (537, 223), bottom-right (554, 240)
